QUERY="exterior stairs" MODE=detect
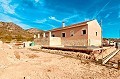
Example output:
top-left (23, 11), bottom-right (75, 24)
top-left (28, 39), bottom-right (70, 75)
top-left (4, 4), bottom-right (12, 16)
top-left (102, 49), bottom-right (120, 64)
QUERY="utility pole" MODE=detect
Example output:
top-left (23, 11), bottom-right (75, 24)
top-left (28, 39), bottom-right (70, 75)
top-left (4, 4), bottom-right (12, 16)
top-left (100, 20), bottom-right (103, 47)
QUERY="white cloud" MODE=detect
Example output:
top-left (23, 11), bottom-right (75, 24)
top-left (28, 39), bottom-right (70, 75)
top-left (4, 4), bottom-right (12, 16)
top-left (0, 13), bottom-right (20, 22)
top-left (39, 0), bottom-right (45, 6)
top-left (119, 12), bottom-right (120, 18)
top-left (17, 23), bottom-right (32, 29)
top-left (84, 18), bottom-right (90, 21)
top-left (47, 23), bottom-right (57, 28)
top-left (104, 13), bottom-right (111, 18)
top-left (35, 18), bottom-right (47, 23)
top-left (62, 14), bottom-right (79, 22)
top-left (0, 0), bottom-right (18, 14)
top-left (104, 22), bottom-right (120, 27)
top-left (93, 0), bottom-right (111, 18)
top-left (35, 0), bottom-right (39, 3)
top-left (49, 16), bottom-right (55, 20)
top-left (49, 16), bottom-right (61, 22)
top-left (119, 5), bottom-right (120, 18)
top-left (0, 13), bottom-right (31, 29)
top-left (0, 0), bottom-right (11, 4)
top-left (34, 0), bottom-right (45, 6)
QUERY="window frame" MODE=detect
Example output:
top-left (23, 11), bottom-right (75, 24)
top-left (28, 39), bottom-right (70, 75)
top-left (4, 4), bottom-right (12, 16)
top-left (70, 30), bottom-right (74, 36)
top-left (96, 32), bottom-right (97, 36)
top-left (82, 29), bottom-right (87, 35)
top-left (52, 34), bottom-right (55, 37)
top-left (61, 32), bottom-right (66, 37)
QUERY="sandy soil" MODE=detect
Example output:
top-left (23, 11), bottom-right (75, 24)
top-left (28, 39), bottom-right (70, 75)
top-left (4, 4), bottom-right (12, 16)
top-left (0, 44), bottom-right (120, 79)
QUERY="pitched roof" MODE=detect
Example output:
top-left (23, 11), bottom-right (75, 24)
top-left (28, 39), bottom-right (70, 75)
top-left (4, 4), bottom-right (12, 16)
top-left (47, 20), bottom-right (94, 32)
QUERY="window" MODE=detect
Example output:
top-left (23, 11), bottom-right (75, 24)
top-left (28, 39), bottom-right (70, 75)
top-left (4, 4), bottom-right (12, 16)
top-left (70, 30), bottom-right (74, 36)
top-left (52, 34), bottom-right (55, 37)
top-left (96, 32), bottom-right (97, 36)
top-left (82, 30), bottom-right (86, 35)
top-left (62, 32), bottom-right (66, 37)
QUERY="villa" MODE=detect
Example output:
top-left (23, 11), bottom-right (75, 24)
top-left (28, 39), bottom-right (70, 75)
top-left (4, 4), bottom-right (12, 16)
top-left (36, 19), bottom-right (102, 46)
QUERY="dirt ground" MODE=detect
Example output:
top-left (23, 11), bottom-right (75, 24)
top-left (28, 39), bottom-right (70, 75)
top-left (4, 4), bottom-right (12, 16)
top-left (0, 44), bottom-right (120, 79)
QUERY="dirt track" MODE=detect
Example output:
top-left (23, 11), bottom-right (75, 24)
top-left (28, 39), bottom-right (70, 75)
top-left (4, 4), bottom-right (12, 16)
top-left (0, 44), bottom-right (120, 79)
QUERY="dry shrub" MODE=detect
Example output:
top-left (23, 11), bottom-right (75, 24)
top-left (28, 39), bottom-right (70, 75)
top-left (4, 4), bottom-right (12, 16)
top-left (26, 54), bottom-right (39, 59)
top-left (14, 51), bottom-right (20, 60)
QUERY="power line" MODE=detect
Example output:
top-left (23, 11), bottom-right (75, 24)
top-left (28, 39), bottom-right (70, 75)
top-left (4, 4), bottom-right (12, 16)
top-left (93, 0), bottom-right (111, 19)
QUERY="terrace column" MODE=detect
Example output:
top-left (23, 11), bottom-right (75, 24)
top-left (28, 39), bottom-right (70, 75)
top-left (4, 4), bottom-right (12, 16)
top-left (34, 34), bottom-right (36, 38)
top-left (49, 31), bottom-right (51, 38)
top-left (43, 32), bottom-right (45, 37)
top-left (38, 34), bottom-right (40, 38)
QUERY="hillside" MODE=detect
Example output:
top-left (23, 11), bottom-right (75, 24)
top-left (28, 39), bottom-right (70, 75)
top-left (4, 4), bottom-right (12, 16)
top-left (0, 22), bottom-right (34, 42)
top-left (26, 28), bottom-right (44, 38)
top-left (26, 28), bottom-right (44, 34)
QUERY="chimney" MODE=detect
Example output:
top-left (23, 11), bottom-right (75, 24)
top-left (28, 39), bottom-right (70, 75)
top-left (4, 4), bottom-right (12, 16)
top-left (62, 22), bottom-right (65, 27)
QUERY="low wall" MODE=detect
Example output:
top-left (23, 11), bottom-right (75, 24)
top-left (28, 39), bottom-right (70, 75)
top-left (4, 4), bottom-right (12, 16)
top-left (31, 48), bottom-right (94, 61)
top-left (50, 37), bottom-right (61, 46)
top-left (34, 37), bottom-right (61, 46)
top-left (35, 37), bottom-right (102, 47)
top-left (61, 39), bottom-right (88, 46)
top-left (34, 37), bottom-right (49, 45)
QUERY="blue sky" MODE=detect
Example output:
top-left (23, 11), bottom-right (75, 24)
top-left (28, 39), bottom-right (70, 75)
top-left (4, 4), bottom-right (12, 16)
top-left (0, 0), bottom-right (120, 38)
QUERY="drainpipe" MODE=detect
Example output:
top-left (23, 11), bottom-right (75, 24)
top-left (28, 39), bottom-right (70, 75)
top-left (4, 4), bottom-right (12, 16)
top-left (100, 20), bottom-right (103, 47)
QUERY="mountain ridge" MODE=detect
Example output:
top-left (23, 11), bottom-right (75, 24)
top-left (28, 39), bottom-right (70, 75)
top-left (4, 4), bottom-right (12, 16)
top-left (0, 22), bottom-right (44, 42)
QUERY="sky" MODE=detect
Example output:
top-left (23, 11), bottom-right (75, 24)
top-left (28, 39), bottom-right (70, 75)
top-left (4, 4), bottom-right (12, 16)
top-left (0, 0), bottom-right (120, 38)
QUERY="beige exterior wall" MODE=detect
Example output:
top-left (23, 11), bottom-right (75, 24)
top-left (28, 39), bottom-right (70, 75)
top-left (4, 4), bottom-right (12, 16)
top-left (43, 20), bottom-right (102, 46)
top-left (49, 37), bottom-right (61, 46)
top-left (51, 25), bottom-right (88, 40)
top-left (87, 20), bottom-right (102, 46)
top-left (45, 25), bottom-right (89, 46)
top-left (61, 39), bottom-right (88, 46)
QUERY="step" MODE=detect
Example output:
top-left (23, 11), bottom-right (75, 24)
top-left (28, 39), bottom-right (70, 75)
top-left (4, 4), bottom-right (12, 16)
top-left (102, 49), bottom-right (120, 64)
